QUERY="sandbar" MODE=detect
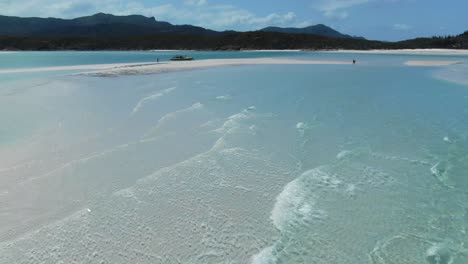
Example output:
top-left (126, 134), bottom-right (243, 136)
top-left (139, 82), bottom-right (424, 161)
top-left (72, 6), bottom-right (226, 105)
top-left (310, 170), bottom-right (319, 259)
top-left (79, 58), bottom-right (352, 77)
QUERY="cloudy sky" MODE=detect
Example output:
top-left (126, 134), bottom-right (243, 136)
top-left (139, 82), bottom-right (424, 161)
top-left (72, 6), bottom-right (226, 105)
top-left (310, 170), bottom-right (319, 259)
top-left (0, 0), bottom-right (466, 41)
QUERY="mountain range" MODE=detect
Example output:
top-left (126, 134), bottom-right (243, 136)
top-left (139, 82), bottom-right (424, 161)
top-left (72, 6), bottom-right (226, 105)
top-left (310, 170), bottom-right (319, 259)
top-left (0, 13), bottom-right (218, 37)
top-left (0, 13), bottom-right (360, 39)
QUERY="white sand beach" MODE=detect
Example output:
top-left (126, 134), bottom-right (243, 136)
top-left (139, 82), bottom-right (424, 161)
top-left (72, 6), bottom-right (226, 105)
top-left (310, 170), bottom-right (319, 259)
top-left (324, 49), bottom-right (468, 55)
top-left (242, 49), bottom-right (303, 52)
top-left (0, 58), bottom-right (352, 76)
top-left (405, 60), bottom-right (464, 66)
top-left (79, 58), bottom-right (352, 77)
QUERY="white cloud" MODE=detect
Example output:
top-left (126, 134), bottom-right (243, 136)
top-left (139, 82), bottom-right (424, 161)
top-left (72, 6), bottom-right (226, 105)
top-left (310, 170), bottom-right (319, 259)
top-left (0, 0), bottom-right (306, 30)
top-left (184, 0), bottom-right (207, 7)
top-left (393, 23), bottom-right (411, 30)
top-left (314, 0), bottom-right (371, 20)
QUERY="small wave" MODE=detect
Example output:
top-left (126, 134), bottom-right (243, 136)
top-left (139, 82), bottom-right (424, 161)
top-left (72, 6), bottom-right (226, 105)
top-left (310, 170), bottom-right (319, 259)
top-left (131, 87), bottom-right (176, 115)
top-left (336, 150), bottom-right (353, 160)
top-left (270, 178), bottom-right (317, 230)
top-left (157, 102), bottom-right (204, 125)
top-left (211, 107), bottom-right (256, 151)
top-left (143, 102), bottom-right (204, 138)
top-left (252, 167), bottom-right (344, 264)
top-left (214, 106), bottom-right (255, 134)
top-left (271, 167), bottom-right (345, 230)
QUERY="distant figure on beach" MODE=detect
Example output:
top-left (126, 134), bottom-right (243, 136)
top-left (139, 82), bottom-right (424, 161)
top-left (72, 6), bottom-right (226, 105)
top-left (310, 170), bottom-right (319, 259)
top-left (353, 59), bottom-right (356, 64)
top-left (157, 58), bottom-right (159, 63)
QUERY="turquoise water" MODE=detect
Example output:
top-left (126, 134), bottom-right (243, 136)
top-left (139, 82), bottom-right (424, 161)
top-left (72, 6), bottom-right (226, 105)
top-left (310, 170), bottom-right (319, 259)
top-left (0, 52), bottom-right (468, 263)
top-left (1, 51), bottom-right (467, 70)
top-left (0, 51), bottom-right (306, 69)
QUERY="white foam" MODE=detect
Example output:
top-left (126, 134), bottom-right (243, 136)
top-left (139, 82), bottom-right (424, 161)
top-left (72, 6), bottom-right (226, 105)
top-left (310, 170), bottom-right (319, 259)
top-left (132, 87), bottom-right (176, 114)
top-left (345, 184), bottom-right (357, 196)
top-left (296, 122), bottom-right (310, 137)
top-left (214, 107), bottom-right (254, 134)
top-left (216, 95), bottom-right (232, 101)
top-left (210, 107), bottom-right (256, 151)
top-left (425, 243), bottom-right (454, 264)
top-left (336, 150), bottom-right (352, 160)
top-left (251, 246), bottom-right (276, 264)
top-left (270, 168), bottom-right (334, 230)
top-left (430, 162), bottom-right (440, 176)
top-left (249, 125), bottom-right (257, 135)
top-left (253, 168), bottom-right (340, 263)
top-left (271, 178), bottom-right (311, 229)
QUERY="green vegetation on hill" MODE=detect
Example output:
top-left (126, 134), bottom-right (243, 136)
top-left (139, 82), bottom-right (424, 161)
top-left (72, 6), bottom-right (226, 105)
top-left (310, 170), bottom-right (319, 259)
top-left (1, 31), bottom-right (467, 51)
top-left (260, 24), bottom-right (364, 39)
top-left (0, 13), bottom-right (466, 51)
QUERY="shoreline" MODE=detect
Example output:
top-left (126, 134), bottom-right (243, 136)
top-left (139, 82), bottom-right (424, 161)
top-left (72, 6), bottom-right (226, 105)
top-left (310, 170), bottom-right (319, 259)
top-left (1, 49), bottom-right (468, 55)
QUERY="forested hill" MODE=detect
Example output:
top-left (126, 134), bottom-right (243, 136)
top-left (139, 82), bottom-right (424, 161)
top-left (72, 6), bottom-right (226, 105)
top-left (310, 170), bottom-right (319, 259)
top-left (0, 13), bottom-right (218, 37)
top-left (260, 24), bottom-right (364, 39)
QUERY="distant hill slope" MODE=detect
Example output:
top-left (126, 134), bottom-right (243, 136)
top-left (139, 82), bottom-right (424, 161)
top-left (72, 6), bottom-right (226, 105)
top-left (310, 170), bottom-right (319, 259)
top-left (0, 13), bottom-right (361, 39)
top-left (0, 13), bottom-right (218, 37)
top-left (392, 31), bottom-right (468, 49)
top-left (260, 24), bottom-right (364, 39)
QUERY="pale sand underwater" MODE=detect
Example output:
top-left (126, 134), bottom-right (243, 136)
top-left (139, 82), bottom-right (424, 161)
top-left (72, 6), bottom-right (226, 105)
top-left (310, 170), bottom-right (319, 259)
top-left (324, 49), bottom-right (468, 55)
top-left (405, 60), bottom-right (464, 66)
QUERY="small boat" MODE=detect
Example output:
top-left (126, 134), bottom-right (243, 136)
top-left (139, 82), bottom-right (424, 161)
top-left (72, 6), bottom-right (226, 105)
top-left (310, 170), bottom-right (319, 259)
top-left (170, 55), bottom-right (194, 61)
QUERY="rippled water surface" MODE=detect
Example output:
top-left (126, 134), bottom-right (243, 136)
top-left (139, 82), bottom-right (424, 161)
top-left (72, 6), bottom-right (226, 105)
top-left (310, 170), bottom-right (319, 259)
top-left (0, 52), bottom-right (468, 263)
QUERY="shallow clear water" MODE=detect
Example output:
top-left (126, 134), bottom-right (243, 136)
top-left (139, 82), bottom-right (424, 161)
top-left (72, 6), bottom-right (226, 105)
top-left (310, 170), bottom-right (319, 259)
top-left (0, 52), bottom-right (467, 264)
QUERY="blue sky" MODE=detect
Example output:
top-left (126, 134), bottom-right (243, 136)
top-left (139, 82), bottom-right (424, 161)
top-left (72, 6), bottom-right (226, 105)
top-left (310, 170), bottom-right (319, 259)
top-left (0, 0), bottom-right (467, 41)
